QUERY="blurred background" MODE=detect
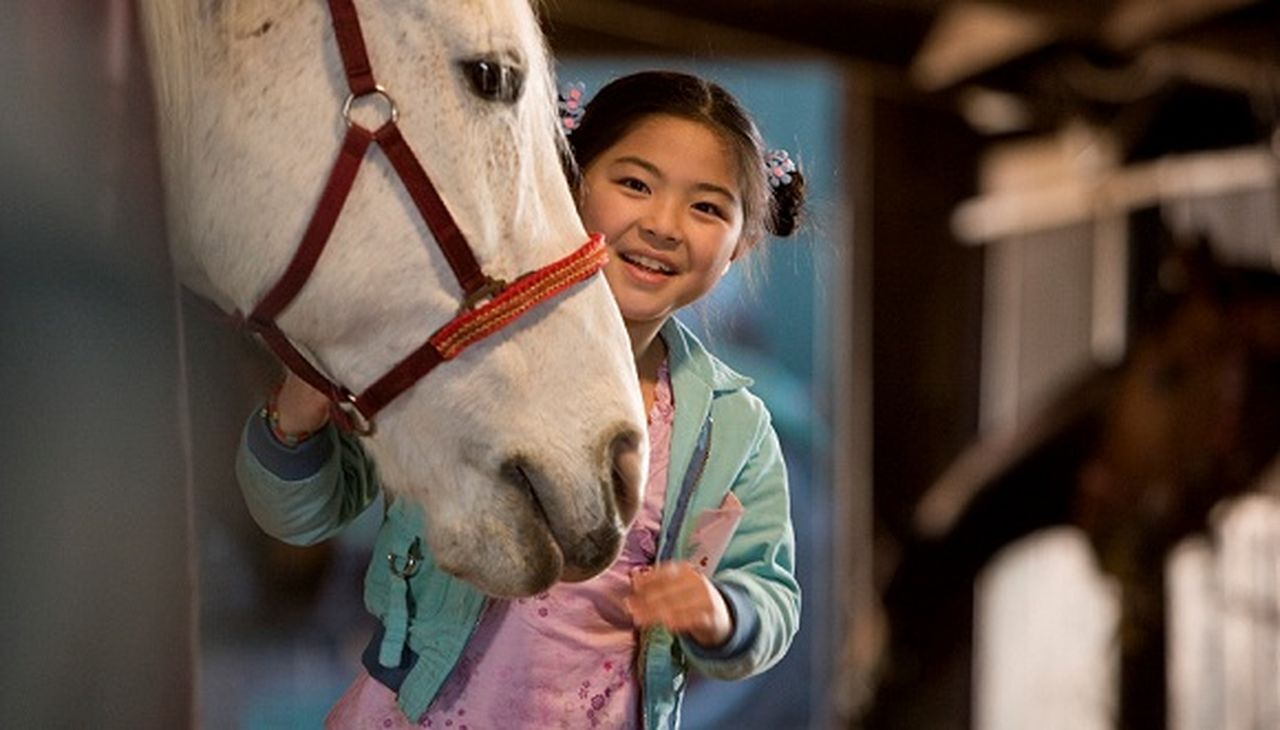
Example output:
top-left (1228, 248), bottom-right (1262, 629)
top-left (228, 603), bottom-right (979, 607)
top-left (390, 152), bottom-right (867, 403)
top-left (4, 1), bottom-right (1280, 728)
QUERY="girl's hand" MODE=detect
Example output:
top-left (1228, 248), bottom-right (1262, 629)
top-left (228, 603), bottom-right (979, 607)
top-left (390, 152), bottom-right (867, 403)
top-left (274, 371), bottom-right (331, 434)
top-left (627, 562), bottom-right (732, 649)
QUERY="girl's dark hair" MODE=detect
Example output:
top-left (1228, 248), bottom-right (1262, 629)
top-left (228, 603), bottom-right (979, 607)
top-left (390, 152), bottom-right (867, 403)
top-left (566, 71), bottom-right (806, 251)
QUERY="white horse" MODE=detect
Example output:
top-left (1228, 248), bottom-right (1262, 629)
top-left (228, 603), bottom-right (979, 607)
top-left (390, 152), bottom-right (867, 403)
top-left (138, 0), bottom-right (647, 597)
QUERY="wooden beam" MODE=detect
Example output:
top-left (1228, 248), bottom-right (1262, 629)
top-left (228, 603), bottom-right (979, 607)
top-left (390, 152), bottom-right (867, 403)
top-left (543, 0), bottom-right (821, 57)
top-left (910, 2), bottom-right (1061, 91)
top-left (543, 0), bottom-right (935, 68)
top-left (953, 144), bottom-right (1279, 243)
top-left (1104, 0), bottom-right (1262, 50)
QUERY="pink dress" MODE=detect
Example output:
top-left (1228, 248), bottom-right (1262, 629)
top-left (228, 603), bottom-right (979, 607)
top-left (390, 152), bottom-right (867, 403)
top-left (326, 362), bottom-right (674, 729)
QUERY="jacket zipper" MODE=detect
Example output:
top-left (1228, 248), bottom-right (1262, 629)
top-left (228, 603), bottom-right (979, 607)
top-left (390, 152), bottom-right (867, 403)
top-left (642, 415), bottom-right (714, 729)
top-left (657, 416), bottom-right (713, 562)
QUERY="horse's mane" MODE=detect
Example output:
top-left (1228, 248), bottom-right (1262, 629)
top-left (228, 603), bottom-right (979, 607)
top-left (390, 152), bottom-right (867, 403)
top-left (137, 0), bottom-right (215, 300)
top-left (529, 0), bottom-right (571, 166)
top-left (137, 1), bottom-right (202, 166)
top-left (525, 5), bottom-right (575, 247)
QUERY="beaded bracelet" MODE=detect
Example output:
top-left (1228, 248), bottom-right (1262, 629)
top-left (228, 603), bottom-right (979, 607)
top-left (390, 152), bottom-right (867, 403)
top-left (261, 383), bottom-right (322, 447)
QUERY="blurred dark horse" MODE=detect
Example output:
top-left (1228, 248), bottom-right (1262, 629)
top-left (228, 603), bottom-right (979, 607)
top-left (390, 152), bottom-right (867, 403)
top-left (865, 238), bottom-right (1280, 729)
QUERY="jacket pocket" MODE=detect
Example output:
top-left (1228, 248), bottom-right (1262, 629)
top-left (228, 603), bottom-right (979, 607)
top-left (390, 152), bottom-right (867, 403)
top-left (686, 491), bottom-right (743, 575)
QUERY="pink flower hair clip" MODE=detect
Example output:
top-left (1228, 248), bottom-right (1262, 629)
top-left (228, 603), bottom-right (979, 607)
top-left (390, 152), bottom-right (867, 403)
top-left (558, 81), bottom-right (586, 133)
top-left (765, 149), bottom-right (796, 188)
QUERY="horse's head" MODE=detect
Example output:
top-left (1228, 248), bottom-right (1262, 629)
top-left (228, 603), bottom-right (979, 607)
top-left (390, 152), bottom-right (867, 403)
top-left (142, 0), bottom-right (648, 596)
top-left (913, 235), bottom-right (1280, 576)
top-left (1081, 239), bottom-right (1280, 557)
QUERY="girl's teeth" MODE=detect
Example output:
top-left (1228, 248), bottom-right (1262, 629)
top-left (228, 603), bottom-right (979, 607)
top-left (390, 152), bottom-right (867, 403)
top-left (624, 253), bottom-right (673, 274)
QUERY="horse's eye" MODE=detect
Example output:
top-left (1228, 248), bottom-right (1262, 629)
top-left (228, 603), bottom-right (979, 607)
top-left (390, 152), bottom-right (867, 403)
top-left (460, 59), bottom-right (524, 104)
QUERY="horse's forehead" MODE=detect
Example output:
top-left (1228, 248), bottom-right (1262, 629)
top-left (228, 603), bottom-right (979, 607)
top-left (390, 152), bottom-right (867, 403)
top-left (412, 0), bottom-right (538, 38)
top-left (216, 0), bottom-right (541, 50)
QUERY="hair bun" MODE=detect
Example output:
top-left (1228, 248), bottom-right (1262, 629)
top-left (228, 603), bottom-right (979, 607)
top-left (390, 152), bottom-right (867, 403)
top-left (767, 167), bottom-right (806, 238)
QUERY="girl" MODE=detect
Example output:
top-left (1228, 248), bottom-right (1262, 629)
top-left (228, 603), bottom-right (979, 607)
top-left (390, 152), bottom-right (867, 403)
top-left (237, 70), bottom-right (806, 729)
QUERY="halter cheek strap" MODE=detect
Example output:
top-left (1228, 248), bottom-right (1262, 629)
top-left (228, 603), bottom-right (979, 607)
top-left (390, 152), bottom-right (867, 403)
top-left (241, 0), bottom-right (607, 434)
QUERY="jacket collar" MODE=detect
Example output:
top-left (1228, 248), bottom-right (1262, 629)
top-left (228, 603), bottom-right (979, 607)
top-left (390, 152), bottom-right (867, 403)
top-left (660, 316), bottom-right (754, 394)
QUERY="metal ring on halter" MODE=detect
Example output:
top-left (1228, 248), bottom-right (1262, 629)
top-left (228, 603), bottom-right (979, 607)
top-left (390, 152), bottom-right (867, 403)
top-left (460, 275), bottom-right (509, 313)
top-left (342, 85), bottom-right (399, 129)
top-left (338, 391), bottom-right (376, 436)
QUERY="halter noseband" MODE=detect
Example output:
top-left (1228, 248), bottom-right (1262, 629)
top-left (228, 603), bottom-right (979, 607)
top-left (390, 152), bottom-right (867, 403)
top-left (242, 0), bottom-right (607, 435)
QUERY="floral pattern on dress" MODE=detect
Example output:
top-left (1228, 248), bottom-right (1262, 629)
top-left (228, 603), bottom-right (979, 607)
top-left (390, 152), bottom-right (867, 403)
top-left (322, 360), bottom-right (675, 729)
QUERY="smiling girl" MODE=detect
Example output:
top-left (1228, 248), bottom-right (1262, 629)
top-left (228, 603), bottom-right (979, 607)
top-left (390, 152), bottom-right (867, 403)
top-left (240, 70), bottom-right (806, 728)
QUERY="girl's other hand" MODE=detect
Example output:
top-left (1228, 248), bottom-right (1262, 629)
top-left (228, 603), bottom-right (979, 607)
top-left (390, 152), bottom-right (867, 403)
top-left (627, 562), bottom-right (732, 649)
top-left (275, 371), bottom-right (331, 434)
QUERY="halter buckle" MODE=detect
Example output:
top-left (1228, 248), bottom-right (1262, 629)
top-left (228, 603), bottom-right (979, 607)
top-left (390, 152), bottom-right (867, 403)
top-left (334, 391), bottom-right (376, 436)
top-left (460, 275), bottom-right (509, 313)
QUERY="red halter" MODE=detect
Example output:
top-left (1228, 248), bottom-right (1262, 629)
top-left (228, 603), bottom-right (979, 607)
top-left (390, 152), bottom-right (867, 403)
top-left (243, 0), bottom-right (607, 434)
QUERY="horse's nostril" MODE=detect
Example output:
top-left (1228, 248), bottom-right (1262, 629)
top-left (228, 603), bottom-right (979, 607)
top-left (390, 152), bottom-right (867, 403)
top-left (560, 524), bottom-right (625, 583)
top-left (610, 428), bottom-right (644, 527)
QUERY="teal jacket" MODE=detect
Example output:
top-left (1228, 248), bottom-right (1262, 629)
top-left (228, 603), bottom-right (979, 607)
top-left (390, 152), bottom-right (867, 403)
top-left (237, 317), bottom-right (801, 728)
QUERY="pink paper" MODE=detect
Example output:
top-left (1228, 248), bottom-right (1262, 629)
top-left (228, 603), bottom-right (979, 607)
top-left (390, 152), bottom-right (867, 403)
top-left (687, 491), bottom-right (744, 576)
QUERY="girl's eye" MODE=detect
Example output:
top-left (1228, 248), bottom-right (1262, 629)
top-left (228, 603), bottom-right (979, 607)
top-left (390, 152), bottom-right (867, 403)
top-left (693, 201), bottom-right (725, 219)
top-left (618, 177), bottom-right (649, 194)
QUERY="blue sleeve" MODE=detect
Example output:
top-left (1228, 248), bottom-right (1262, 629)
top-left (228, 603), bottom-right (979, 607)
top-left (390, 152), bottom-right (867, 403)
top-left (682, 581), bottom-right (761, 662)
top-left (235, 405), bottom-right (382, 546)
top-left (244, 410), bottom-right (335, 479)
top-left (680, 409), bottom-right (800, 680)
